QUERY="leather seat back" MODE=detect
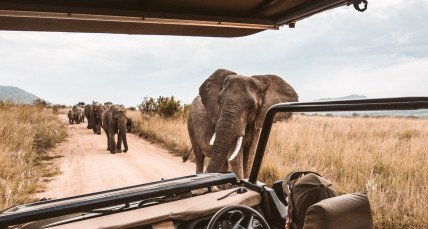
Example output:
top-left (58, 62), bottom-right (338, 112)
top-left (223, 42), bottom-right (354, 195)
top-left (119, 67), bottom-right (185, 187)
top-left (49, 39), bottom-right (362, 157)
top-left (303, 192), bottom-right (374, 229)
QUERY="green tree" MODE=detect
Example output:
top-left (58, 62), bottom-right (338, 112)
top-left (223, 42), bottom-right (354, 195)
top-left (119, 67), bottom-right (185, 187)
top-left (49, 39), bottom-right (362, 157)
top-left (138, 96), bottom-right (157, 114)
top-left (104, 102), bottom-right (113, 107)
top-left (156, 96), bottom-right (181, 118)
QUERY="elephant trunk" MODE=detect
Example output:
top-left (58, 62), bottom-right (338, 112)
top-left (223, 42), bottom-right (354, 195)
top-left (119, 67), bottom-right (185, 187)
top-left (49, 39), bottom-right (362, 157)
top-left (206, 105), bottom-right (243, 173)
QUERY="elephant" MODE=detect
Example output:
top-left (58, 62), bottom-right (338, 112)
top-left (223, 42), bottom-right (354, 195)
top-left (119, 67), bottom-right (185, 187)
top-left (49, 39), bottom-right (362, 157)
top-left (78, 107), bottom-right (85, 123)
top-left (92, 103), bottom-right (104, 135)
top-left (72, 105), bottom-right (84, 124)
top-left (102, 104), bottom-right (129, 154)
top-left (126, 118), bottom-right (134, 133)
top-left (68, 110), bottom-right (74, 124)
top-left (185, 69), bottom-right (298, 180)
top-left (84, 104), bottom-right (93, 129)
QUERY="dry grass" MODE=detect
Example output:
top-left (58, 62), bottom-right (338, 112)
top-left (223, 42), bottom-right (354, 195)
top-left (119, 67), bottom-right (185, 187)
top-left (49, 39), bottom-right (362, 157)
top-left (261, 115), bottom-right (428, 228)
top-left (133, 111), bottom-right (427, 228)
top-left (128, 111), bottom-right (192, 158)
top-left (0, 101), bottom-right (67, 209)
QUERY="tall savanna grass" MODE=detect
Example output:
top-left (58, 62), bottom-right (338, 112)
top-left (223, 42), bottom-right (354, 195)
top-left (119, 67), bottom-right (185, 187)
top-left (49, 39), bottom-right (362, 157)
top-left (128, 111), bottom-right (192, 158)
top-left (0, 101), bottom-right (67, 209)
top-left (262, 115), bottom-right (428, 228)
top-left (133, 112), bottom-right (427, 228)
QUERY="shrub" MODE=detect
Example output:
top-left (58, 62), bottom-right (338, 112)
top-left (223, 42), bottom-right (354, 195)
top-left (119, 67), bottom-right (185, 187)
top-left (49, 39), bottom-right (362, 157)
top-left (32, 98), bottom-right (47, 107)
top-left (138, 96), bottom-right (189, 119)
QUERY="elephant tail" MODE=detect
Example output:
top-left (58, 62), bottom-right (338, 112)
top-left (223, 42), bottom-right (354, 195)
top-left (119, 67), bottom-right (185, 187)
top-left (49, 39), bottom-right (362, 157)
top-left (182, 148), bottom-right (193, 162)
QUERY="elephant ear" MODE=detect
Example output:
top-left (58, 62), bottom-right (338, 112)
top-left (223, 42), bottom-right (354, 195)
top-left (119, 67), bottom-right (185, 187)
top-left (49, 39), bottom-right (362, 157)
top-left (252, 74), bottom-right (298, 130)
top-left (199, 69), bottom-right (237, 125)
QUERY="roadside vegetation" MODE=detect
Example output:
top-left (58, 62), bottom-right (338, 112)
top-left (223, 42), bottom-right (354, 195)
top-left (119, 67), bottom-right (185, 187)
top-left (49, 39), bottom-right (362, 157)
top-left (132, 109), bottom-right (428, 228)
top-left (0, 100), bottom-right (67, 209)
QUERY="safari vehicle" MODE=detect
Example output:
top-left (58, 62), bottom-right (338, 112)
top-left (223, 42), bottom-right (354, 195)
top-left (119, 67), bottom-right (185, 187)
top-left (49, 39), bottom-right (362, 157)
top-left (3, 0), bottom-right (424, 229)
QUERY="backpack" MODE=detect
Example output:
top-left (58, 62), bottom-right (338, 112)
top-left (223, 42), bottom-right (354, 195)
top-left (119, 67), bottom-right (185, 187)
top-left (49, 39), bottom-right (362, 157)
top-left (282, 171), bottom-right (337, 229)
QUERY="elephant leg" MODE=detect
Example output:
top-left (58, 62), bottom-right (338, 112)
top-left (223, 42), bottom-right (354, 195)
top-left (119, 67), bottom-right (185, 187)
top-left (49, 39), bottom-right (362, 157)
top-left (194, 147), bottom-right (205, 173)
top-left (103, 129), bottom-right (110, 151)
top-left (106, 135), bottom-right (110, 151)
top-left (116, 133), bottom-right (123, 153)
top-left (109, 132), bottom-right (117, 154)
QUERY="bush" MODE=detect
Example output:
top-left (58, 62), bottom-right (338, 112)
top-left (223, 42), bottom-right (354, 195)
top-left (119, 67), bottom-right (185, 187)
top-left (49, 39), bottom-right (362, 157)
top-left (157, 96), bottom-right (181, 118)
top-left (138, 96), bottom-right (189, 119)
top-left (32, 98), bottom-right (47, 107)
top-left (138, 96), bottom-right (157, 114)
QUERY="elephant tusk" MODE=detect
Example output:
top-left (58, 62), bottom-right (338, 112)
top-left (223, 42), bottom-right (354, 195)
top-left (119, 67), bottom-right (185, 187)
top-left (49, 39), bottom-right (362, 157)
top-left (210, 133), bottom-right (216, 146)
top-left (229, 136), bottom-right (243, 161)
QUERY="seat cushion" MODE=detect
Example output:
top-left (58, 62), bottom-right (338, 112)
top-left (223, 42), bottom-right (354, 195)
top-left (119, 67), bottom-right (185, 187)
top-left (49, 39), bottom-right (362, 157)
top-left (303, 192), bottom-right (373, 229)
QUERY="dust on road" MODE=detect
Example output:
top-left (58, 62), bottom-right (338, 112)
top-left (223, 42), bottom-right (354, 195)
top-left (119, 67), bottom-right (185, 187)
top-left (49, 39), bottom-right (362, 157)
top-left (36, 115), bottom-right (195, 199)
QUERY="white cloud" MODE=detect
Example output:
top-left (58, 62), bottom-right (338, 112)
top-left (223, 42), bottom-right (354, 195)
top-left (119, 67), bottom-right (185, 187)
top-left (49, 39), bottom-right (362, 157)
top-left (0, 0), bottom-right (427, 106)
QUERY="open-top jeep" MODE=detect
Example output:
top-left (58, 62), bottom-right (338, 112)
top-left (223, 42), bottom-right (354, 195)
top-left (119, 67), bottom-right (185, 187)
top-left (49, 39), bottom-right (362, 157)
top-left (2, 1), bottom-right (424, 229)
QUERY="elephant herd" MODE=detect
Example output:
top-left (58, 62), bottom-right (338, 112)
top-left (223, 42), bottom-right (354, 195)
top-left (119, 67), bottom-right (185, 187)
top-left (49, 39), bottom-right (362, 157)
top-left (68, 105), bottom-right (84, 124)
top-left (68, 103), bottom-right (134, 154)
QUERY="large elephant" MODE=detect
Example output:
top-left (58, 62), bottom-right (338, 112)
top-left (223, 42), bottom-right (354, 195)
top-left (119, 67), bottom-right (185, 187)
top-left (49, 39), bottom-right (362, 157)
top-left (68, 110), bottom-right (74, 124)
top-left (186, 69), bottom-right (298, 179)
top-left (102, 104), bottom-right (129, 154)
top-left (84, 104), bottom-right (93, 129)
top-left (92, 103), bottom-right (104, 135)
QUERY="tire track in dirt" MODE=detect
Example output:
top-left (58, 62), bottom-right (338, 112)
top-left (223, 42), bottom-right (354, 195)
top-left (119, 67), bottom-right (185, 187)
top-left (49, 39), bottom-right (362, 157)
top-left (36, 115), bottom-right (195, 199)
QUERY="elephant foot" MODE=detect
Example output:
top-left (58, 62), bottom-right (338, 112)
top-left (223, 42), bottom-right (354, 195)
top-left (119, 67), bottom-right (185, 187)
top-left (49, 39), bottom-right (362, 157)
top-left (107, 147), bottom-right (110, 151)
top-left (123, 149), bottom-right (128, 153)
top-left (116, 150), bottom-right (122, 153)
top-left (111, 151), bottom-right (116, 154)
top-left (97, 132), bottom-right (101, 135)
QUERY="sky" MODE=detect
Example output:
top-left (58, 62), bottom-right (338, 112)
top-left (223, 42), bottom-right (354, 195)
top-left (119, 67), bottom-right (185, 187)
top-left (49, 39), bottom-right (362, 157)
top-left (1, 0), bottom-right (427, 107)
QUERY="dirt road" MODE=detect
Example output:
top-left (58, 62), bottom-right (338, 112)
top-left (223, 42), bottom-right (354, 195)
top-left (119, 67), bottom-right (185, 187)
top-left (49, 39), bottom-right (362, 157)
top-left (36, 115), bottom-right (195, 199)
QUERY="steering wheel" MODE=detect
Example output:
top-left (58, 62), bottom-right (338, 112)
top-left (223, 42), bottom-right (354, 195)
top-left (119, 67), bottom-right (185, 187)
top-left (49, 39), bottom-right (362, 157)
top-left (207, 205), bottom-right (270, 229)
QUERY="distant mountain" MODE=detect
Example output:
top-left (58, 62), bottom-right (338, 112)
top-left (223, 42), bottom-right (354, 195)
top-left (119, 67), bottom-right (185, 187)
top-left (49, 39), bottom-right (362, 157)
top-left (316, 94), bottom-right (368, 101)
top-left (0, 86), bottom-right (40, 104)
top-left (309, 94), bottom-right (428, 117)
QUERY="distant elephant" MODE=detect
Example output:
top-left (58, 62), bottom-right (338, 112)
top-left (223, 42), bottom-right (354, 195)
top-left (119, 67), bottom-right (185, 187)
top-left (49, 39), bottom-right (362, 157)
top-left (68, 110), bottom-right (74, 124)
top-left (185, 69), bottom-right (298, 179)
top-left (84, 104), bottom-right (93, 129)
top-left (102, 104), bottom-right (129, 154)
top-left (92, 103), bottom-right (104, 135)
top-left (78, 107), bottom-right (85, 123)
top-left (126, 118), bottom-right (134, 133)
top-left (72, 105), bottom-right (84, 124)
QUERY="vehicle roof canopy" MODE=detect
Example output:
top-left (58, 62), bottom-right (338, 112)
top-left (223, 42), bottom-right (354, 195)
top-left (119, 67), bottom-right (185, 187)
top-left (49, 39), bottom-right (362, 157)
top-left (0, 0), bottom-right (364, 37)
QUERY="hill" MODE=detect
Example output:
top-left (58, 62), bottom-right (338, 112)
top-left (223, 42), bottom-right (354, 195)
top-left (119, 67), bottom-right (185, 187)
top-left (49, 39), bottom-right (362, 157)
top-left (310, 94), bottom-right (428, 117)
top-left (316, 94), bottom-right (368, 101)
top-left (0, 86), bottom-right (40, 104)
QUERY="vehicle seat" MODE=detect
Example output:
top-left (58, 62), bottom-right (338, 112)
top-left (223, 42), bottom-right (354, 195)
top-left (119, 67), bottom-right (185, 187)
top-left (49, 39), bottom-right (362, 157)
top-left (302, 192), bottom-right (374, 229)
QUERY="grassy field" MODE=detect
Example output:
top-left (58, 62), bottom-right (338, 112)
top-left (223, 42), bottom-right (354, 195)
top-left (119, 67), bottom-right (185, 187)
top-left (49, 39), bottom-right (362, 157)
top-left (131, 111), bottom-right (428, 228)
top-left (0, 101), bottom-right (67, 209)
